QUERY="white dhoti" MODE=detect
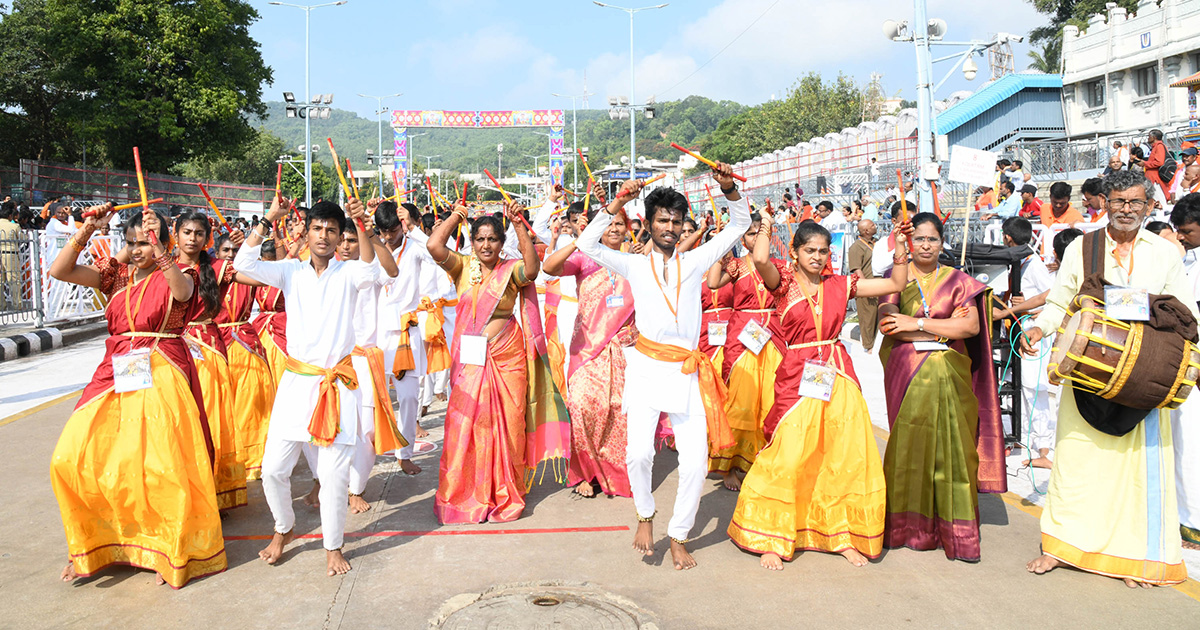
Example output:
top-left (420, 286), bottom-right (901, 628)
top-left (1171, 390), bottom-right (1200, 536)
top-left (1022, 335), bottom-right (1058, 457)
top-left (262, 439), bottom-right (355, 550)
top-left (382, 323), bottom-right (426, 461)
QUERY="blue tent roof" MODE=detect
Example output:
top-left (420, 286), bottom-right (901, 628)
top-left (937, 73), bottom-right (1063, 135)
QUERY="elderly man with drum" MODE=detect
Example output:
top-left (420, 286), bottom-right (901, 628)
top-left (1023, 170), bottom-right (1200, 588)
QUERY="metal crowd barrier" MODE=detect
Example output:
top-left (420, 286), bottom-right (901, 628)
top-left (0, 229), bottom-right (122, 328)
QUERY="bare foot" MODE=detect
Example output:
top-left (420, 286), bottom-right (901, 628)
top-left (670, 539), bottom-right (697, 570)
top-left (258, 530), bottom-right (295, 564)
top-left (632, 520), bottom-right (654, 556)
top-left (1123, 577), bottom-right (1155, 589)
top-left (400, 459), bottom-right (422, 475)
top-left (327, 549), bottom-right (351, 577)
top-left (303, 481), bottom-right (321, 509)
top-left (1027, 457), bottom-right (1053, 470)
top-left (840, 548), bottom-right (869, 567)
top-left (722, 471), bottom-right (742, 492)
top-left (760, 552), bottom-right (784, 571)
top-left (1183, 540), bottom-right (1200, 551)
top-left (155, 573), bottom-right (166, 586)
top-left (348, 494), bottom-right (371, 514)
top-left (1026, 554), bottom-right (1062, 575)
top-left (420, 405), bottom-right (429, 417)
top-left (435, 392), bottom-right (447, 402)
top-left (60, 563), bottom-right (79, 582)
top-left (416, 424), bottom-right (429, 439)
top-left (573, 482), bottom-right (596, 498)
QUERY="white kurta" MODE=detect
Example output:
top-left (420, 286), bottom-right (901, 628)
top-left (1171, 252), bottom-right (1200, 532)
top-left (577, 194), bottom-right (751, 416)
top-left (234, 244), bottom-right (379, 446)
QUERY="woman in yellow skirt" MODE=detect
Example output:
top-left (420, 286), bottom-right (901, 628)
top-left (49, 204), bottom-right (226, 588)
top-left (251, 238), bottom-right (289, 386)
top-left (727, 216), bottom-right (909, 570)
top-left (213, 233), bottom-right (276, 480)
top-left (173, 210), bottom-right (246, 510)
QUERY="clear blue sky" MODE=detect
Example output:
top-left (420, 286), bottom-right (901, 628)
top-left (249, 0), bottom-right (1046, 119)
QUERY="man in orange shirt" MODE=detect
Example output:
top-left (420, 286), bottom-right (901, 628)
top-left (1080, 178), bottom-right (1107, 222)
top-left (1143, 129), bottom-right (1169, 198)
top-left (1040, 182), bottom-right (1084, 227)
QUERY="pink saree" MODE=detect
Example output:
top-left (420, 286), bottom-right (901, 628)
top-left (435, 257), bottom-right (569, 524)
top-left (560, 252), bottom-right (636, 497)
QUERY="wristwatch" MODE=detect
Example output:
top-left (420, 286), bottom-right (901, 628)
top-left (917, 318), bottom-right (926, 332)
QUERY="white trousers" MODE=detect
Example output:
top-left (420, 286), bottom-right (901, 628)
top-left (417, 306), bottom-right (455, 407)
top-left (1171, 391), bottom-right (1200, 531)
top-left (1021, 339), bottom-right (1058, 455)
top-left (381, 323), bottom-right (424, 460)
top-left (626, 406), bottom-right (708, 541)
top-left (349, 354), bottom-right (376, 496)
top-left (262, 438), bottom-right (354, 550)
top-left (557, 299), bottom-right (578, 349)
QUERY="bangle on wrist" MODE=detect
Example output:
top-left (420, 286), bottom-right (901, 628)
top-left (68, 237), bottom-right (85, 253)
top-left (720, 184), bottom-right (737, 196)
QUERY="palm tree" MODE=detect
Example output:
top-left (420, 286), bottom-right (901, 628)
top-left (1027, 36), bottom-right (1062, 74)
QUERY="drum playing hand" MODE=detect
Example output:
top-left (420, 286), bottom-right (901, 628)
top-left (1019, 327), bottom-right (1044, 356)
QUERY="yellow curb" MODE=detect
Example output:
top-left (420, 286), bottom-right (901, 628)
top-left (0, 389), bottom-right (83, 428)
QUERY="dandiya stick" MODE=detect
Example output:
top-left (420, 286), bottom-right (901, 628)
top-left (275, 162), bottom-right (283, 203)
top-left (670, 142), bottom-right (747, 182)
top-left (326, 138), bottom-right (366, 232)
top-left (705, 184), bottom-right (722, 232)
top-left (196, 184), bottom-right (232, 232)
top-left (83, 198), bottom-right (164, 218)
top-left (391, 169), bottom-right (404, 204)
top-left (460, 182), bottom-right (469, 205)
top-left (577, 148), bottom-right (595, 183)
top-left (425, 177), bottom-right (439, 213)
top-left (131, 147), bottom-right (158, 246)
top-left (483, 168), bottom-right (534, 231)
top-left (930, 181), bottom-right (943, 220)
top-left (896, 169), bottom-right (914, 256)
top-left (346, 159), bottom-right (362, 200)
top-left (643, 173), bottom-right (667, 186)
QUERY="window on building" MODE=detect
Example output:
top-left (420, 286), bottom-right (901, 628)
top-left (1193, 51), bottom-right (1200, 73)
top-left (1135, 65), bottom-right (1158, 98)
top-left (1084, 80), bottom-right (1105, 108)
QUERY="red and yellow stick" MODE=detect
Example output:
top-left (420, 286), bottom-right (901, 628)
top-left (131, 147), bottom-right (159, 246)
top-left (705, 184), bottom-right (722, 232)
top-left (670, 143), bottom-right (747, 182)
top-left (644, 173), bottom-right (667, 186)
top-left (391, 169), bottom-right (404, 204)
top-left (275, 162), bottom-right (283, 203)
top-left (483, 168), bottom-right (533, 231)
top-left (83, 198), bottom-right (164, 218)
top-left (326, 138), bottom-right (366, 232)
top-left (196, 184), bottom-right (232, 232)
top-left (896, 169), bottom-right (914, 255)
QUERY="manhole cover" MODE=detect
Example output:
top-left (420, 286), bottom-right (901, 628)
top-left (432, 581), bottom-right (657, 629)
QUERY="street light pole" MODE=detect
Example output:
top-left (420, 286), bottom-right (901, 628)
top-left (359, 92), bottom-right (402, 195)
top-left (270, 1), bottom-right (348, 207)
top-left (594, 2), bottom-right (668, 183)
top-left (552, 90), bottom-right (593, 190)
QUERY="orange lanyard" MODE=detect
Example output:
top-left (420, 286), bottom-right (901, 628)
top-left (796, 277), bottom-right (827, 360)
top-left (124, 268), bottom-right (154, 334)
top-left (745, 256), bottom-right (769, 311)
top-left (650, 251), bottom-right (682, 324)
top-left (470, 259), bottom-right (496, 327)
top-left (1112, 243), bottom-right (1135, 280)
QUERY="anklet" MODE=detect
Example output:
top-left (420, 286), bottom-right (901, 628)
top-left (637, 511), bottom-right (656, 523)
top-left (670, 537), bottom-right (689, 545)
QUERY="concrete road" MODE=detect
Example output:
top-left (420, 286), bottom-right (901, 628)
top-left (2, 345), bottom-right (1199, 629)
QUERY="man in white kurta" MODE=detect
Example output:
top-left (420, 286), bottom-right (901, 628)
top-left (1169, 193), bottom-right (1200, 548)
top-left (407, 222), bottom-right (459, 410)
top-left (577, 166), bottom-right (749, 570)
top-left (376, 202), bottom-right (432, 475)
top-left (234, 199), bottom-right (380, 575)
top-left (532, 189), bottom-right (581, 350)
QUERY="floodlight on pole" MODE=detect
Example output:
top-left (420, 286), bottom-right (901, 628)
top-left (552, 88), bottom-right (594, 190)
top-left (269, 0), bottom-right (349, 207)
top-left (359, 92), bottom-right (403, 194)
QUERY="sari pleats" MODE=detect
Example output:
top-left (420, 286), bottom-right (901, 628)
top-left (226, 341), bottom-right (275, 480)
top-left (710, 343), bottom-right (781, 474)
top-left (882, 349), bottom-right (981, 561)
top-left (435, 320), bottom-right (528, 524)
top-left (50, 352), bottom-right (226, 588)
top-left (729, 375), bottom-right (885, 559)
top-left (566, 336), bottom-right (632, 497)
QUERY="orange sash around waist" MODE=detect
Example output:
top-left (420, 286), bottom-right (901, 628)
top-left (352, 346), bottom-right (408, 454)
top-left (392, 311), bottom-right (420, 377)
top-left (418, 297), bottom-right (458, 374)
top-left (634, 336), bottom-right (733, 452)
top-left (284, 354), bottom-right (358, 447)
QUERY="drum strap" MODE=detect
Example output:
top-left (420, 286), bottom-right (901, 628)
top-left (1082, 229), bottom-right (1106, 282)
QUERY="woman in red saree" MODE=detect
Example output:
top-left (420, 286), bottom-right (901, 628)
top-left (877, 212), bottom-right (1006, 562)
top-left (706, 214), bottom-right (785, 491)
top-left (426, 202), bottom-right (569, 524)
top-left (543, 204), bottom-right (636, 498)
top-left (48, 205), bottom-right (225, 588)
top-left (728, 217), bottom-right (910, 571)
top-left (214, 233), bottom-right (277, 480)
top-left (173, 210), bottom-right (246, 510)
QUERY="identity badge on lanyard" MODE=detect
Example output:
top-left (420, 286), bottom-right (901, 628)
top-left (798, 360), bottom-right (835, 401)
top-left (186, 339), bottom-right (205, 361)
top-left (606, 294), bottom-right (625, 308)
top-left (707, 321), bottom-right (728, 347)
top-left (1105, 286), bottom-right (1150, 322)
top-left (738, 318), bottom-right (773, 355)
top-left (113, 348), bottom-right (154, 393)
top-left (461, 334), bottom-right (488, 366)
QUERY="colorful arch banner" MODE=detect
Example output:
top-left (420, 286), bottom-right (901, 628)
top-left (392, 110), bottom-right (565, 186)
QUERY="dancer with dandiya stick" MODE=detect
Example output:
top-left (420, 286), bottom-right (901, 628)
top-left (671, 143), bottom-right (747, 182)
top-left (49, 200), bottom-right (226, 588)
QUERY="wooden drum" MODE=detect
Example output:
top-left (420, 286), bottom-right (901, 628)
top-left (1048, 294), bottom-right (1200, 410)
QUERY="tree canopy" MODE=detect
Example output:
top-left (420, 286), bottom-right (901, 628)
top-left (0, 0), bottom-right (272, 170)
